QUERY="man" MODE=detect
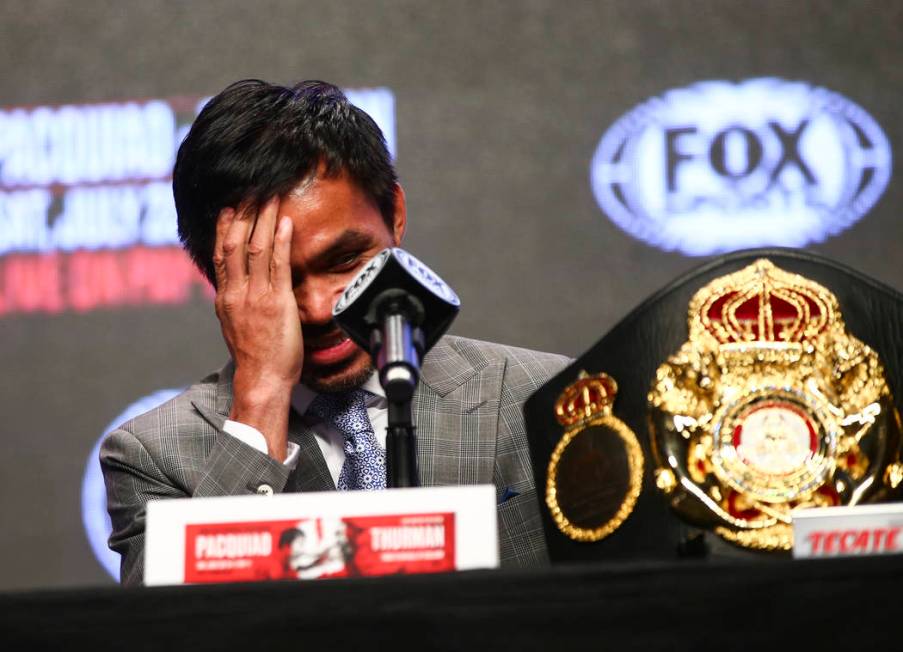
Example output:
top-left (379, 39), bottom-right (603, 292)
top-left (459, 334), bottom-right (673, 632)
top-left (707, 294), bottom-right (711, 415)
top-left (101, 79), bottom-right (570, 586)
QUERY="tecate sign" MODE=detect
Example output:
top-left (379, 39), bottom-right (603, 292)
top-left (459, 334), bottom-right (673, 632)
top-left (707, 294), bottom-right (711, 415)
top-left (590, 78), bottom-right (892, 255)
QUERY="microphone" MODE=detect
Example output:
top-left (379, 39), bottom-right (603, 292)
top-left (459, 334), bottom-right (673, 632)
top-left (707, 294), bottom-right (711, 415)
top-left (332, 248), bottom-right (460, 403)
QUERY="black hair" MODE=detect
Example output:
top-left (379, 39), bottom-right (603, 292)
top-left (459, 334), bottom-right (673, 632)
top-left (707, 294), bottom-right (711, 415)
top-left (173, 79), bottom-right (398, 286)
top-left (278, 528), bottom-right (305, 548)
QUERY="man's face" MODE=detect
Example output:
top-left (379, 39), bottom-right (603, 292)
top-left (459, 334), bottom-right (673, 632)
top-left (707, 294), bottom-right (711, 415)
top-left (282, 172), bottom-right (404, 393)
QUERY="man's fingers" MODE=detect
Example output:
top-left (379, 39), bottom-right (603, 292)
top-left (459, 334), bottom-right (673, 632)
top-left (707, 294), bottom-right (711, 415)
top-left (248, 196), bottom-right (280, 293)
top-left (271, 216), bottom-right (294, 292)
top-left (212, 207), bottom-right (235, 290)
top-left (222, 202), bottom-right (254, 285)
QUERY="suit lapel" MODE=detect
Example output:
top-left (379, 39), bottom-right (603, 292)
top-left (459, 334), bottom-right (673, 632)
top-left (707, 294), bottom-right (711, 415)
top-left (210, 361), bottom-right (335, 493)
top-left (413, 338), bottom-right (505, 487)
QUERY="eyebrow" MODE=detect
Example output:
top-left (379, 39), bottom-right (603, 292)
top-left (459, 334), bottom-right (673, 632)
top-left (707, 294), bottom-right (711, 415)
top-left (311, 230), bottom-right (375, 265)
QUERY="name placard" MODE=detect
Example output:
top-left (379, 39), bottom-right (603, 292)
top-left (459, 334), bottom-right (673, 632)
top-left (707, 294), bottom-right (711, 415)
top-left (792, 503), bottom-right (903, 559)
top-left (144, 484), bottom-right (498, 586)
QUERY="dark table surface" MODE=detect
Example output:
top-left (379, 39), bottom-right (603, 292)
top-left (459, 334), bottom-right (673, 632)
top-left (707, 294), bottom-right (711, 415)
top-left (1, 554), bottom-right (898, 650)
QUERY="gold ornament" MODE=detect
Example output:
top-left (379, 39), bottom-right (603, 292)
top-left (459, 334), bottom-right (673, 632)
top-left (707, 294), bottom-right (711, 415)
top-left (547, 372), bottom-right (644, 542)
top-left (648, 259), bottom-right (902, 551)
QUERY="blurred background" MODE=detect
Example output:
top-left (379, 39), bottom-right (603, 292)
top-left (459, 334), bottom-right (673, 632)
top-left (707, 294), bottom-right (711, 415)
top-left (1, 0), bottom-right (901, 590)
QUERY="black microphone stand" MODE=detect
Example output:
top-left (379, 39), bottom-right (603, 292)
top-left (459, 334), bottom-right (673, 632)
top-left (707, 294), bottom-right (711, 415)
top-left (370, 296), bottom-right (424, 488)
top-left (386, 396), bottom-right (418, 488)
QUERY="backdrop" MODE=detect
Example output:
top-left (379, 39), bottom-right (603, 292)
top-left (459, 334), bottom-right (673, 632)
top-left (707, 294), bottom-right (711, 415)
top-left (1, 0), bottom-right (901, 590)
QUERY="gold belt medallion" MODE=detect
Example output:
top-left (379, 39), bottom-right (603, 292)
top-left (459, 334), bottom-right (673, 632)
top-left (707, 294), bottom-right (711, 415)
top-left (547, 372), bottom-right (644, 542)
top-left (648, 259), bottom-right (903, 551)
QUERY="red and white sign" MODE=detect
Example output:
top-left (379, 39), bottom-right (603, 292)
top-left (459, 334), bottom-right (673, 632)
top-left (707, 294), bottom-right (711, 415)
top-left (793, 503), bottom-right (903, 559)
top-left (145, 485), bottom-right (497, 585)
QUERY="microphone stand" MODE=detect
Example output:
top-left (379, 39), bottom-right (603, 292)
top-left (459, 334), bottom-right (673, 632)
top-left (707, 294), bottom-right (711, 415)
top-left (373, 310), bottom-right (423, 488)
top-left (332, 250), bottom-right (460, 487)
top-left (386, 397), bottom-right (418, 488)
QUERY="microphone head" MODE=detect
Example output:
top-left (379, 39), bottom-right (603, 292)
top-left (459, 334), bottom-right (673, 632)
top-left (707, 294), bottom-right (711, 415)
top-left (333, 248), bottom-right (460, 354)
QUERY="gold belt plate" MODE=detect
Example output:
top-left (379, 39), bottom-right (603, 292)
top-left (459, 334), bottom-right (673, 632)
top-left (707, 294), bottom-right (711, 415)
top-left (648, 259), bottom-right (903, 551)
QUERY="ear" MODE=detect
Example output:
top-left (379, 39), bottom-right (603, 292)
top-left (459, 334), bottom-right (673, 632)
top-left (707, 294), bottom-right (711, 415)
top-left (391, 183), bottom-right (407, 245)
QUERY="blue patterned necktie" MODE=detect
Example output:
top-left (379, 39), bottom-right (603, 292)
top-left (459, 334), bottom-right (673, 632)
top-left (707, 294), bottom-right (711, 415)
top-left (307, 389), bottom-right (386, 490)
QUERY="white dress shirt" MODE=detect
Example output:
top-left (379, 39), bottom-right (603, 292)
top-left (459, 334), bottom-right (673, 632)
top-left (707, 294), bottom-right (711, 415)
top-left (222, 372), bottom-right (388, 485)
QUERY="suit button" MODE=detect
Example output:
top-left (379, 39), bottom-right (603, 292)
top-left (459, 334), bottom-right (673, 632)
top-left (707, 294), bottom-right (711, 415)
top-left (256, 483), bottom-right (274, 496)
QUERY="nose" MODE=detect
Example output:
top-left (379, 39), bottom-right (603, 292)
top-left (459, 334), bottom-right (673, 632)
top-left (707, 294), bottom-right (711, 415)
top-left (294, 277), bottom-right (344, 326)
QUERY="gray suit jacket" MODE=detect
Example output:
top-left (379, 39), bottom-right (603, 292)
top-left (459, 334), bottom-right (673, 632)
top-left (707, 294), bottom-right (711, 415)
top-left (101, 335), bottom-right (570, 586)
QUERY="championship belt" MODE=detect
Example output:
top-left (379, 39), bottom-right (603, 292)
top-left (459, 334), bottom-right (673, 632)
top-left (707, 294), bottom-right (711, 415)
top-left (648, 259), bottom-right (903, 551)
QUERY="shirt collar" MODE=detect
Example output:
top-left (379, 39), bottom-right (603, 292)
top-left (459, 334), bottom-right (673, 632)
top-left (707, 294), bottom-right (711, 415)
top-left (291, 371), bottom-right (386, 416)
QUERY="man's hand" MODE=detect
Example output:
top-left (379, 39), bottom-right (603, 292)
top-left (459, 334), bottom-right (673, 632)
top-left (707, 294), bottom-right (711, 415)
top-left (213, 197), bottom-right (300, 462)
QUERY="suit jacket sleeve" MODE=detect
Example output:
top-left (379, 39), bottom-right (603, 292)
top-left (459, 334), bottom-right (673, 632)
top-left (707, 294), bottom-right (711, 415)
top-left (99, 380), bottom-right (293, 586)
